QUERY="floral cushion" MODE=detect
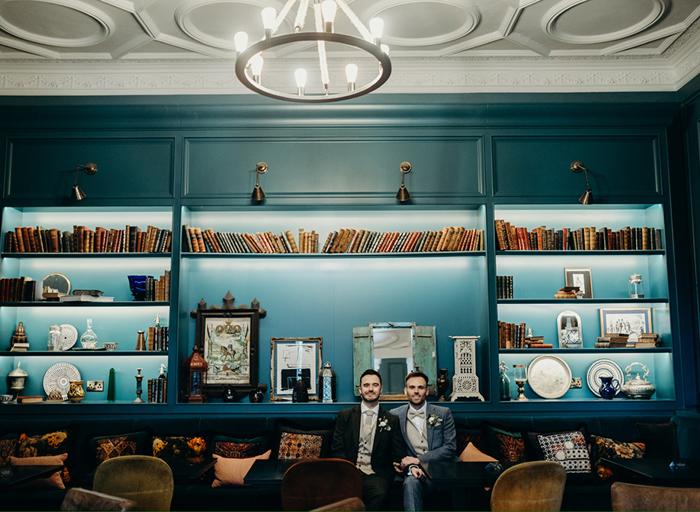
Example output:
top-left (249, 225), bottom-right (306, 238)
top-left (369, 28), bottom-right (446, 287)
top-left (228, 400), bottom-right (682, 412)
top-left (528, 430), bottom-right (591, 474)
top-left (0, 434), bottom-right (18, 466)
top-left (213, 435), bottom-right (268, 459)
top-left (589, 434), bottom-right (645, 481)
top-left (278, 432), bottom-right (323, 460)
top-left (152, 435), bottom-right (209, 463)
top-left (487, 426), bottom-right (526, 463)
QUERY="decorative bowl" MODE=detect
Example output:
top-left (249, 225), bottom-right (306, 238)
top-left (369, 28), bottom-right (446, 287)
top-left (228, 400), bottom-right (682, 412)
top-left (0, 394), bottom-right (14, 403)
top-left (103, 342), bottom-right (118, 351)
top-left (81, 340), bottom-right (98, 349)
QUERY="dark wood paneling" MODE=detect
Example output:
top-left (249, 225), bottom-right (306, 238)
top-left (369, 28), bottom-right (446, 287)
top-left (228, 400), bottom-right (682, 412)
top-left (493, 135), bottom-right (662, 198)
top-left (5, 138), bottom-right (174, 199)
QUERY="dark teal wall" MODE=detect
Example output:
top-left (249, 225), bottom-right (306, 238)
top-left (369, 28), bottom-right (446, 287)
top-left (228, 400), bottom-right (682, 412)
top-left (0, 94), bottom-right (695, 418)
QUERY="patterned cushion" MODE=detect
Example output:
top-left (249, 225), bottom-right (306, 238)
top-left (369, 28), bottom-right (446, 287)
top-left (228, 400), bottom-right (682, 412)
top-left (91, 431), bottom-right (150, 467)
top-left (278, 432), bottom-right (323, 460)
top-left (589, 434), bottom-right (645, 481)
top-left (528, 430), bottom-right (591, 474)
top-left (274, 422), bottom-right (335, 460)
top-left (0, 434), bottom-right (18, 466)
top-left (152, 435), bottom-right (209, 463)
top-left (487, 426), bottom-right (526, 463)
top-left (213, 435), bottom-right (268, 459)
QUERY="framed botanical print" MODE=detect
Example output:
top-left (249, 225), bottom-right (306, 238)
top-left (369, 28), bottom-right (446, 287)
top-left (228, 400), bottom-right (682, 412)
top-left (270, 337), bottom-right (322, 401)
top-left (196, 308), bottom-right (259, 398)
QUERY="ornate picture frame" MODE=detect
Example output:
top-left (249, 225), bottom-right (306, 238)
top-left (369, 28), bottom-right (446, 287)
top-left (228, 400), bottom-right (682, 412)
top-left (270, 337), bottom-right (322, 401)
top-left (599, 308), bottom-right (652, 337)
top-left (564, 267), bottom-right (593, 298)
top-left (196, 308), bottom-right (259, 398)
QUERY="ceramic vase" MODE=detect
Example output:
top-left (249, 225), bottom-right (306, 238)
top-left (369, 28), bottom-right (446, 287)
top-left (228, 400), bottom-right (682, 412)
top-left (68, 380), bottom-right (85, 403)
top-left (598, 375), bottom-right (620, 399)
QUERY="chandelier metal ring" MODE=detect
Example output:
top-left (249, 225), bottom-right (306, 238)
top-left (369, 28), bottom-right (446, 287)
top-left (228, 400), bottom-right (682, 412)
top-left (235, 32), bottom-right (392, 103)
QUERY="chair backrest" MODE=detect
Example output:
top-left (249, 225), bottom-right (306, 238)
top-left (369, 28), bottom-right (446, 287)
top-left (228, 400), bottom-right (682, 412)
top-left (281, 458), bottom-right (363, 512)
top-left (60, 487), bottom-right (137, 511)
top-left (611, 482), bottom-right (700, 511)
top-left (93, 456), bottom-right (174, 512)
top-left (491, 461), bottom-right (567, 512)
top-left (310, 497), bottom-right (365, 511)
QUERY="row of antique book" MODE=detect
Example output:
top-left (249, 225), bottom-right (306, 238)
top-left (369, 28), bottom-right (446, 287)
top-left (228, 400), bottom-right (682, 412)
top-left (143, 273), bottom-right (171, 302)
top-left (183, 225), bottom-right (485, 254)
top-left (595, 332), bottom-right (660, 348)
top-left (495, 220), bottom-right (663, 251)
top-left (496, 276), bottom-right (514, 299)
top-left (148, 376), bottom-right (168, 403)
top-left (146, 326), bottom-right (170, 351)
top-left (0, 276), bottom-right (38, 302)
top-left (3, 225), bottom-right (172, 253)
top-left (498, 322), bottom-right (551, 349)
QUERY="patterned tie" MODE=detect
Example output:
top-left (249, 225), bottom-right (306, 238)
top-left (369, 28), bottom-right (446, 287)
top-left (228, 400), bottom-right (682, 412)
top-left (357, 410), bottom-right (375, 474)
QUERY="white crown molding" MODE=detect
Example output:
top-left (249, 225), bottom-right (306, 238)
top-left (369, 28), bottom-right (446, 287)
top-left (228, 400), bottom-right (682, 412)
top-left (0, 56), bottom-right (687, 95)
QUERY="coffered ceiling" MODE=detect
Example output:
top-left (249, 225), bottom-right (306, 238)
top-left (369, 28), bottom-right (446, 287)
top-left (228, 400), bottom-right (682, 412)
top-left (0, 0), bottom-right (699, 96)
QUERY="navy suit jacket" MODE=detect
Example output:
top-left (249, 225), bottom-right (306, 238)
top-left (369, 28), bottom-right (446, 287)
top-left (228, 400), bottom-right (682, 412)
top-left (393, 403), bottom-right (458, 463)
top-left (331, 405), bottom-right (407, 482)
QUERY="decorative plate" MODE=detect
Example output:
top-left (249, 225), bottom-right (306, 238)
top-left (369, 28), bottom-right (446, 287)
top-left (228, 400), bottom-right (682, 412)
top-left (43, 362), bottom-right (81, 400)
top-left (527, 355), bottom-right (572, 399)
top-left (58, 324), bottom-right (78, 351)
top-left (587, 359), bottom-right (624, 397)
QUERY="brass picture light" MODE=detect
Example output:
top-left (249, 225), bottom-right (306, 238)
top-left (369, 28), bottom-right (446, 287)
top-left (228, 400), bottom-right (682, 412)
top-left (396, 161), bottom-right (412, 202)
top-left (571, 161), bottom-right (593, 204)
top-left (251, 162), bottom-right (268, 202)
top-left (71, 163), bottom-right (98, 201)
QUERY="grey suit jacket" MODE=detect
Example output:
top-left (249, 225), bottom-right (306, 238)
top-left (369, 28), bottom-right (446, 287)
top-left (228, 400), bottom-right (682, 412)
top-left (394, 403), bottom-right (458, 463)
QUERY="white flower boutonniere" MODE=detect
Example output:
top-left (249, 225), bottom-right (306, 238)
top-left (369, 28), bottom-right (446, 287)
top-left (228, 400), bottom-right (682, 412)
top-left (427, 414), bottom-right (442, 428)
top-left (378, 417), bottom-right (391, 432)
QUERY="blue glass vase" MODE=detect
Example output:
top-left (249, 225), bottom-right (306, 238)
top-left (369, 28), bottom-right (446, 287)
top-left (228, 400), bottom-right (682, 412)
top-left (127, 275), bottom-right (152, 301)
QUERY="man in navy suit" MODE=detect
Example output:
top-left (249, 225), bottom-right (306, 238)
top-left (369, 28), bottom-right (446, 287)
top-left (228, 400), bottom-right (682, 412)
top-left (332, 369), bottom-right (407, 511)
top-left (393, 371), bottom-right (457, 511)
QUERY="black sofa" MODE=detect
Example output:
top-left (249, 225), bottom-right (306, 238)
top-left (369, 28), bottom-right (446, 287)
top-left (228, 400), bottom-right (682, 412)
top-left (2, 411), bottom-right (697, 511)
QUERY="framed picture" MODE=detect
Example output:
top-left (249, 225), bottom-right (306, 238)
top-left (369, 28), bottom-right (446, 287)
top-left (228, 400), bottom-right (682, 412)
top-left (599, 308), bottom-right (652, 336)
top-left (196, 309), bottom-right (259, 398)
top-left (271, 337), bottom-right (322, 401)
top-left (564, 267), bottom-right (593, 298)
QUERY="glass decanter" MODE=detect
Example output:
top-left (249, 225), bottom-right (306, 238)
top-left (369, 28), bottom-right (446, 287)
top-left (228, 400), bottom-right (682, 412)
top-left (80, 318), bottom-right (99, 349)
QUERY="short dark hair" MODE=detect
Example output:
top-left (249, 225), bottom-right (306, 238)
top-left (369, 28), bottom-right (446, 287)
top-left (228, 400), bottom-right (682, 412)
top-left (360, 369), bottom-right (382, 385)
top-left (405, 371), bottom-right (429, 386)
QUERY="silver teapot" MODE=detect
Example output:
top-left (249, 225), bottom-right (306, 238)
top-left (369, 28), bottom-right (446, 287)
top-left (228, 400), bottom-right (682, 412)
top-left (621, 362), bottom-right (656, 399)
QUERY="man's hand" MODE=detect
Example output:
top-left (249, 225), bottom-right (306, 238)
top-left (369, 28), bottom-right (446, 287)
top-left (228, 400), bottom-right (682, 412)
top-left (409, 466), bottom-right (425, 479)
top-left (400, 456), bottom-right (420, 469)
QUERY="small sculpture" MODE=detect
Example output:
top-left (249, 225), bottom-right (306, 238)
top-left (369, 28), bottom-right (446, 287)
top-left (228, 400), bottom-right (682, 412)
top-left (292, 379), bottom-right (309, 402)
top-left (8, 361), bottom-right (27, 395)
top-left (436, 368), bottom-right (450, 401)
top-left (249, 383), bottom-right (267, 403)
top-left (10, 322), bottom-right (29, 350)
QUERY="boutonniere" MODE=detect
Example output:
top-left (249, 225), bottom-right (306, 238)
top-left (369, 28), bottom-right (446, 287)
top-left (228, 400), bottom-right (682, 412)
top-left (377, 417), bottom-right (391, 432)
top-left (427, 414), bottom-right (442, 428)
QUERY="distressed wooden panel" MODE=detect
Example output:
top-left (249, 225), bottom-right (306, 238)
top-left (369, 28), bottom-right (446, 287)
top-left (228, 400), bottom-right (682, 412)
top-left (493, 136), bottom-right (662, 198)
top-left (183, 137), bottom-right (483, 199)
top-left (414, 325), bottom-right (437, 395)
top-left (6, 138), bottom-right (174, 199)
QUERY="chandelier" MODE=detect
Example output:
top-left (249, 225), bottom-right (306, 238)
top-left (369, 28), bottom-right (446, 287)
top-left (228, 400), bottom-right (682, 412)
top-left (234, 0), bottom-right (391, 103)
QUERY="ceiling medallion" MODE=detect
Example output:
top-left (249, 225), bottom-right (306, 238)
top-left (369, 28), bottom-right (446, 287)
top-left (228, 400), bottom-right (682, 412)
top-left (234, 0), bottom-right (392, 103)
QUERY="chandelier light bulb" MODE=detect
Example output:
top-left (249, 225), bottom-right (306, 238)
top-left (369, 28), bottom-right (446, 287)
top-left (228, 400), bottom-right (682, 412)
top-left (262, 7), bottom-right (276, 38)
top-left (369, 17), bottom-right (384, 43)
top-left (321, 0), bottom-right (337, 32)
top-left (234, 31), bottom-right (248, 53)
top-left (295, 68), bottom-right (307, 95)
top-left (250, 54), bottom-right (264, 83)
top-left (345, 63), bottom-right (358, 91)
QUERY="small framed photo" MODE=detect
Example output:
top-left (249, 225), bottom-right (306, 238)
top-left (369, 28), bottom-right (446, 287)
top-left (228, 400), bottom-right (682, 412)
top-left (196, 309), bottom-right (259, 398)
top-left (600, 308), bottom-right (652, 336)
top-left (565, 267), bottom-right (593, 298)
top-left (271, 337), bottom-right (322, 401)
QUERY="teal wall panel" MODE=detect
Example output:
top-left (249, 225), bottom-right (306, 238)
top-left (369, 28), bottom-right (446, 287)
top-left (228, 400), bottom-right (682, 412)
top-left (183, 136), bottom-right (483, 200)
top-left (492, 135), bottom-right (662, 198)
top-left (6, 138), bottom-right (174, 200)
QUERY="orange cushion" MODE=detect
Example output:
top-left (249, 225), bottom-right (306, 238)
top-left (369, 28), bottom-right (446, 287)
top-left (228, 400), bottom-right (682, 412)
top-left (211, 449), bottom-right (271, 487)
top-left (459, 442), bottom-right (497, 462)
top-left (10, 452), bottom-right (67, 489)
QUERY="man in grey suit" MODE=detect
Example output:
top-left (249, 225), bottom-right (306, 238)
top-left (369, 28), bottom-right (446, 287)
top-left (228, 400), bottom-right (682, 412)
top-left (332, 369), bottom-right (407, 511)
top-left (393, 371), bottom-right (457, 511)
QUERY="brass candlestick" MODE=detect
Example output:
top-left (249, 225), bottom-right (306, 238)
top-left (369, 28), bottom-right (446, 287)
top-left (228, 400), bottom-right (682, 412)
top-left (513, 364), bottom-right (528, 401)
top-left (133, 368), bottom-right (145, 403)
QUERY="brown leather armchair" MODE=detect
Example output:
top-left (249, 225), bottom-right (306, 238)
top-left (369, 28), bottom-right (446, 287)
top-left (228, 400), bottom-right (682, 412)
top-left (491, 461), bottom-right (567, 512)
top-left (281, 458), bottom-right (363, 511)
top-left (611, 482), bottom-right (700, 511)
